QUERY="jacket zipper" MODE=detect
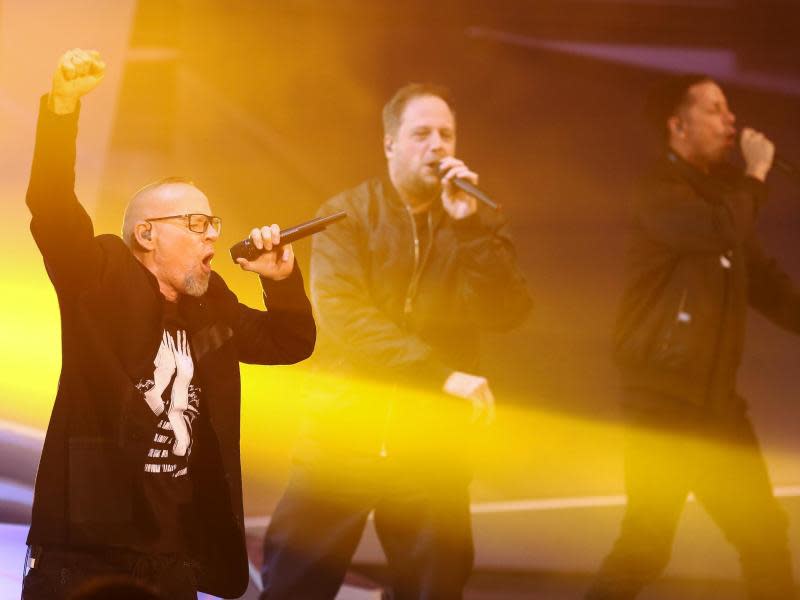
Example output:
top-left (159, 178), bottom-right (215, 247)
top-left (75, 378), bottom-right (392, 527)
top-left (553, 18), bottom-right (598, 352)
top-left (403, 204), bottom-right (421, 318)
top-left (659, 288), bottom-right (688, 354)
top-left (403, 206), bottom-right (434, 320)
top-left (381, 205), bottom-right (433, 458)
top-left (705, 253), bottom-right (731, 405)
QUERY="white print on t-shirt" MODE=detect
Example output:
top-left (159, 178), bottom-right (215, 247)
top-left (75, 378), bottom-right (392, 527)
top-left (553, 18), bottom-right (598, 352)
top-left (135, 330), bottom-right (200, 478)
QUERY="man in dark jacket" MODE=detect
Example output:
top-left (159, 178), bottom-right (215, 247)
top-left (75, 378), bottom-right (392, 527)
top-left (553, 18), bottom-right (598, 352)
top-left (259, 83), bottom-right (531, 599)
top-left (586, 74), bottom-right (800, 599)
top-left (22, 49), bottom-right (316, 600)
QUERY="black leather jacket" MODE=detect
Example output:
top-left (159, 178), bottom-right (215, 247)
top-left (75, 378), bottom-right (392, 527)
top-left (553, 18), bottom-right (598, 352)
top-left (615, 151), bottom-right (800, 416)
top-left (301, 176), bottom-right (531, 456)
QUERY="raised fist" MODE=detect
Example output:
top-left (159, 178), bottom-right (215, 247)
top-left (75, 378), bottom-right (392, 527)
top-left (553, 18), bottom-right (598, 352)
top-left (49, 48), bottom-right (105, 115)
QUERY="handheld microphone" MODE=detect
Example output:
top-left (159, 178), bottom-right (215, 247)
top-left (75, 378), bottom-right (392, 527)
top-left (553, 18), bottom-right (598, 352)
top-left (437, 163), bottom-right (501, 211)
top-left (774, 154), bottom-right (800, 182)
top-left (738, 129), bottom-right (800, 184)
top-left (229, 211), bottom-right (347, 263)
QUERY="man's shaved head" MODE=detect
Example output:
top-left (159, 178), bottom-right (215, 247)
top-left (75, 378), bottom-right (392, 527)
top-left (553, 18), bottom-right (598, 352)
top-left (122, 176), bottom-right (196, 247)
top-left (121, 176), bottom-right (218, 301)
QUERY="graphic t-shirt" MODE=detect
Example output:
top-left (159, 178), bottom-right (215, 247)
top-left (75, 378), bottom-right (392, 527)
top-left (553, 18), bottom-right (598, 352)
top-left (133, 301), bottom-right (201, 554)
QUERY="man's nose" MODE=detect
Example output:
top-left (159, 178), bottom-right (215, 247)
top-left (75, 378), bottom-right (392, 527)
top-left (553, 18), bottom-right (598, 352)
top-left (429, 130), bottom-right (444, 150)
top-left (206, 224), bottom-right (220, 241)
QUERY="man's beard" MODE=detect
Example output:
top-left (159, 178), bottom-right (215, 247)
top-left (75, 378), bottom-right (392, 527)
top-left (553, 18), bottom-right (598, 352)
top-left (406, 174), bottom-right (441, 205)
top-left (183, 271), bottom-right (209, 297)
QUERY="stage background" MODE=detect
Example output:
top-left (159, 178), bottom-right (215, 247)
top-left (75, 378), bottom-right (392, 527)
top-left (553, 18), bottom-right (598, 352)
top-left (1, 1), bottom-right (799, 597)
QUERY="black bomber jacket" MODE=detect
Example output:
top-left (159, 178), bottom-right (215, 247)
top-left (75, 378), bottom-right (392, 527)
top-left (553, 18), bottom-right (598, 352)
top-left (302, 177), bottom-right (532, 455)
top-left (614, 151), bottom-right (800, 416)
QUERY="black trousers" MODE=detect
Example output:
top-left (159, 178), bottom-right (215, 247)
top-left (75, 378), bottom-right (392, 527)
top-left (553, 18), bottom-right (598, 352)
top-left (20, 545), bottom-right (198, 600)
top-left (260, 456), bottom-right (474, 600)
top-left (586, 413), bottom-right (796, 600)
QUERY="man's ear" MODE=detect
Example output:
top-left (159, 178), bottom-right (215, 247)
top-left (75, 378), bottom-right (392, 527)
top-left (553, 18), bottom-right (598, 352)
top-left (383, 134), bottom-right (394, 159)
top-left (667, 115), bottom-right (684, 138)
top-left (134, 222), bottom-right (155, 250)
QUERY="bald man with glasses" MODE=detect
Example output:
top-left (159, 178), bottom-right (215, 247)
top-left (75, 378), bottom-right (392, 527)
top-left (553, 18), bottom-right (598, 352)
top-left (21, 49), bottom-right (316, 600)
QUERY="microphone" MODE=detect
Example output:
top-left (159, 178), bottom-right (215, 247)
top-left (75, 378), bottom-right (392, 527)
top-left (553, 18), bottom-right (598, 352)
top-left (738, 129), bottom-right (800, 184)
top-left (774, 154), bottom-right (800, 182)
top-left (437, 163), bottom-right (501, 211)
top-left (229, 211), bottom-right (347, 263)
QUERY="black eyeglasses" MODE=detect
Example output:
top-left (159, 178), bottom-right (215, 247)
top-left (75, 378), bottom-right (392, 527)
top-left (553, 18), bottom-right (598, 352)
top-left (146, 213), bottom-right (222, 235)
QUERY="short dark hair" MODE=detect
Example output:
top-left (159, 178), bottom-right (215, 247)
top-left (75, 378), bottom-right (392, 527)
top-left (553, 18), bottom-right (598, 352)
top-left (645, 73), bottom-right (715, 138)
top-left (382, 83), bottom-right (455, 136)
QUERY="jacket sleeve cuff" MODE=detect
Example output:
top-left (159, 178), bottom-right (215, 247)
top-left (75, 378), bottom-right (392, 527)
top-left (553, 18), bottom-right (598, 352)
top-left (260, 265), bottom-right (307, 311)
top-left (452, 212), bottom-right (489, 242)
top-left (742, 175), bottom-right (768, 207)
top-left (396, 356), bottom-right (453, 391)
top-left (38, 94), bottom-right (81, 137)
top-left (27, 95), bottom-right (82, 211)
top-left (31, 95), bottom-right (80, 175)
